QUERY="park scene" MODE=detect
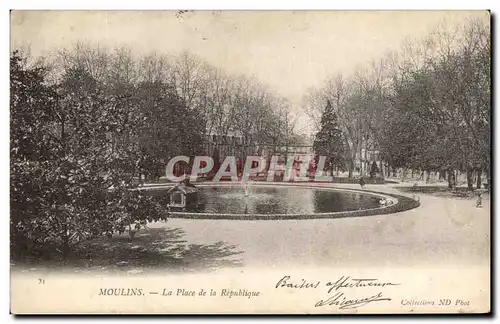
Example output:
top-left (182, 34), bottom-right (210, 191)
top-left (10, 11), bottom-right (490, 275)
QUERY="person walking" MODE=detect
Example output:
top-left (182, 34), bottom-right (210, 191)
top-left (476, 193), bottom-right (483, 208)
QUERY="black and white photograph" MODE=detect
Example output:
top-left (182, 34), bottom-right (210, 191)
top-left (9, 9), bottom-right (491, 314)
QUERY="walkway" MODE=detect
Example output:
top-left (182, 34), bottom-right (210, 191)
top-left (150, 181), bottom-right (490, 270)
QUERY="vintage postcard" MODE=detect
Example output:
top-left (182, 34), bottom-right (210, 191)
top-left (9, 10), bottom-right (491, 314)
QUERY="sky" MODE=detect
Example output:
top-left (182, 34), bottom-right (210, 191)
top-left (10, 10), bottom-right (489, 134)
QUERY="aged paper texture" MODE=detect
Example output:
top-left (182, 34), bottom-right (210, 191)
top-left (10, 10), bottom-right (491, 314)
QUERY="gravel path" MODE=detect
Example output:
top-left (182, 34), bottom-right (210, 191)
top-left (150, 182), bottom-right (490, 270)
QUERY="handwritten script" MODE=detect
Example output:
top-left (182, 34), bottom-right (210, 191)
top-left (275, 275), bottom-right (400, 310)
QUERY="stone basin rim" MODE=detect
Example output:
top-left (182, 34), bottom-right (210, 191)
top-left (136, 182), bottom-right (411, 219)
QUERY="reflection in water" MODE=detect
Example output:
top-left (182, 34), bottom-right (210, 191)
top-left (146, 186), bottom-right (382, 214)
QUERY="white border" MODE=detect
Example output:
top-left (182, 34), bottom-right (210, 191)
top-left (3, 1), bottom-right (498, 10)
top-left (2, 1), bottom-right (498, 323)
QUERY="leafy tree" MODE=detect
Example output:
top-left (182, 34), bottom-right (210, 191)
top-left (313, 100), bottom-right (346, 176)
top-left (370, 161), bottom-right (380, 179)
top-left (135, 80), bottom-right (204, 180)
top-left (305, 19), bottom-right (490, 188)
top-left (11, 51), bottom-right (60, 260)
top-left (10, 52), bottom-right (166, 261)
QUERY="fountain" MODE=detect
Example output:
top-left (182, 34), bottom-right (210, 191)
top-left (141, 182), bottom-right (420, 220)
top-left (244, 181), bottom-right (251, 197)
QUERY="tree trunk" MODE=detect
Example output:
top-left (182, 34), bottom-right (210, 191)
top-left (62, 215), bottom-right (70, 259)
top-left (359, 147), bottom-right (363, 176)
top-left (348, 159), bottom-right (354, 178)
top-left (466, 168), bottom-right (474, 190)
top-left (363, 145), bottom-right (368, 177)
top-left (128, 223), bottom-right (136, 240)
top-left (486, 167), bottom-right (490, 191)
top-left (62, 237), bottom-right (70, 259)
top-left (476, 169), bottom-right (482, 189)
top-left (448, 169), bottom-right (455, 189)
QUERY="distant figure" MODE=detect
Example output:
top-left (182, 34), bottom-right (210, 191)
top-left (359, 177), bottom-right (366, 189)
top-left (413, 182), bottom-right (418, 191)
top-left (476, 193), bottom-right (483, 208)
